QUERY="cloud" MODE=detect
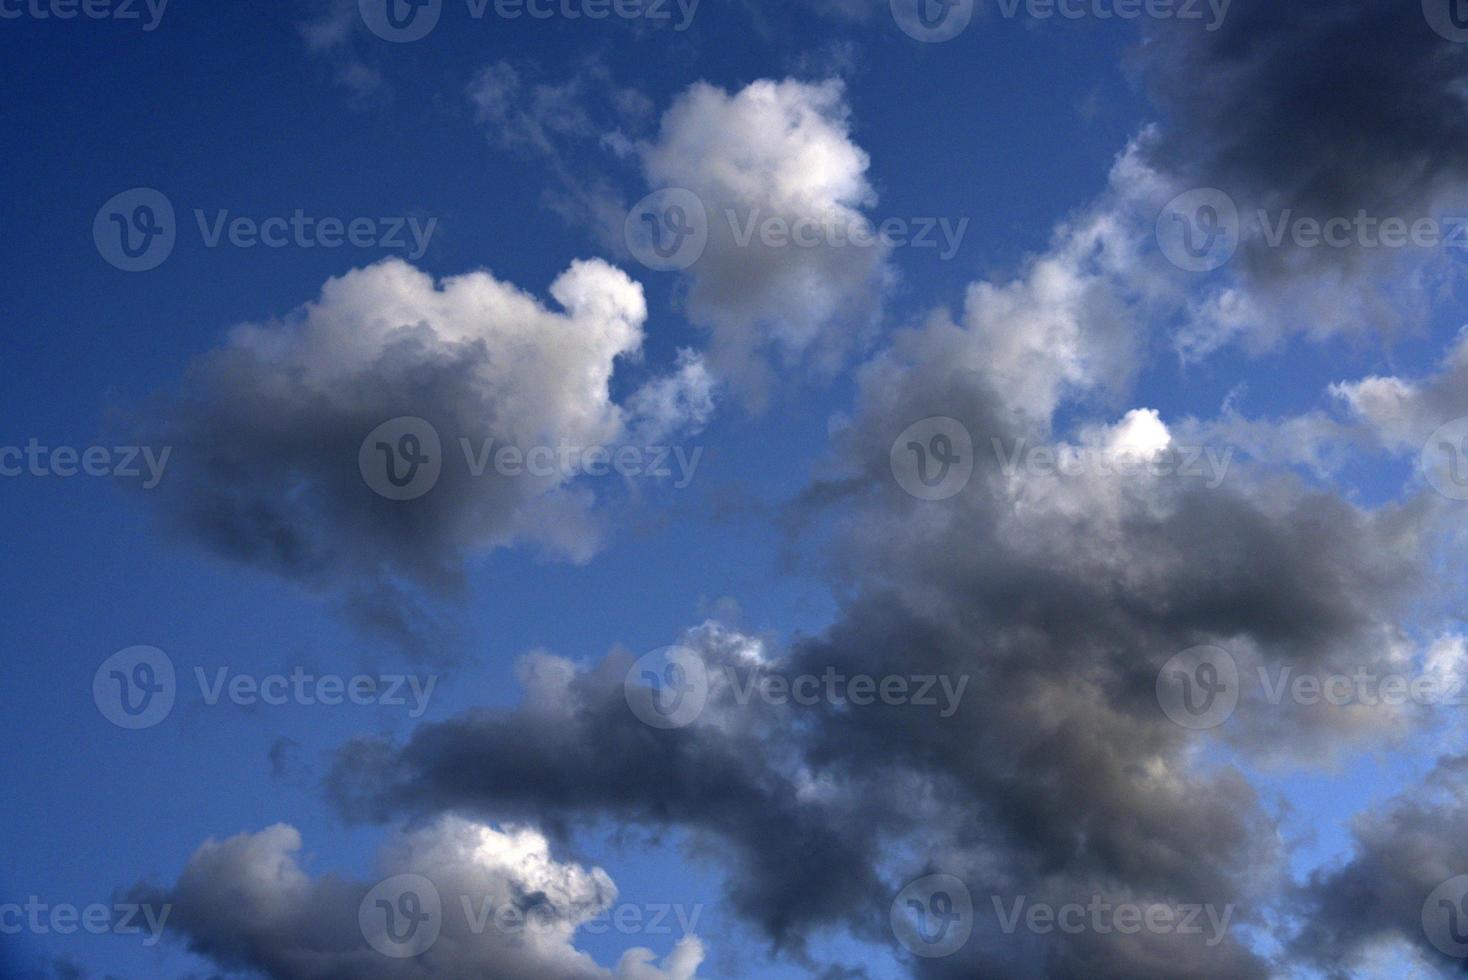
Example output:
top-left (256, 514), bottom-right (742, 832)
top-left (130, 818), bottom-right (703, 980)
top-left (129, 258), bottom-right (706, 651)
top-left (296, 0), bottom-right (388, 105)
top-left (1292, 753), bottom-right (1468, 977)
top-left (1135, 0), bottom-right (1468, 355)
top-left (314, 96), bottom-right (1460, 976)
top-left (467, 69), bottom-right (895, 407)
top-left (637, 78), bottom-right (894, 405)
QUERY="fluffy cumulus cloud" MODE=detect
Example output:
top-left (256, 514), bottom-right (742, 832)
top-left (306, 22), bottom-right (1468, 967)
top-left (466, 67), bottom-right (895, 405)
top-left (131, 817), bottom-right (703, 980)
top-left (638, 78), bottom-right (894, 404)
top-left (129, 258), bottom-right (709, 648)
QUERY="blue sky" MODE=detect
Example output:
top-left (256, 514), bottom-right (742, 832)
top-left (7, 1), bottom-right (1468, 978)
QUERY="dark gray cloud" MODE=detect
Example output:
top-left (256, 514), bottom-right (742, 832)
top-left (126, 258), bottom-right (708, 653)
top-left (1293, 754), bottom-right (1468, 977)
top-left (1137, 0), bottom-right (1468, 351)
